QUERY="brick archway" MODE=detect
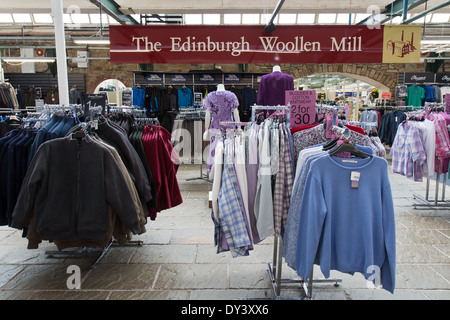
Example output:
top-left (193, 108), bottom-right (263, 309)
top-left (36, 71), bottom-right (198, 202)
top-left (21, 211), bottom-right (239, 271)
top-left (280, 63), bottom-right (400, 94)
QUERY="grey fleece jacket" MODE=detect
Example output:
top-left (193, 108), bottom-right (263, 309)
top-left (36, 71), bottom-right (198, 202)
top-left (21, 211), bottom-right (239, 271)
top-left (11, 133), bottom-right (141, 241)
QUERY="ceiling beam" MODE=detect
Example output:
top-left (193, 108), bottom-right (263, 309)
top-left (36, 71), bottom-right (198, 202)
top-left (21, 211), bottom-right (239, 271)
top-left (401, 0), bottom-right (450, 24)
top-left (89, 0), bottom-right (139, 25)
top-left (356, 0), bottom-right (427, 25)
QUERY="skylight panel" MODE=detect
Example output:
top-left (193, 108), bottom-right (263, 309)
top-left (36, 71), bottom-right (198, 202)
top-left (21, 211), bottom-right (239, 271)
top-left (184, 14), bottom-right (202, 24)
top-left (242, 14), bottom-right (260, 24)
top-left (33, 14), bottom-right (53, 24)
top-left (318, 13), bottom-right (336, 24)
top-left (278, 13), bottom-right (297, 24)
top-left (297, 13), bottom-right (315, 24)
top-left (203, 14), bottom-right (221, 25)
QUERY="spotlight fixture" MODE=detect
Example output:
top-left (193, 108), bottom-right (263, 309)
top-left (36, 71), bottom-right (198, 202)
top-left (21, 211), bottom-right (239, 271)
top-left (264, 0), bottom-right (285, 34)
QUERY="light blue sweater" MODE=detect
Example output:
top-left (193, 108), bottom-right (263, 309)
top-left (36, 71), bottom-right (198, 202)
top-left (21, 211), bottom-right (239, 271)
top-left (294, 155), bottom-right (396, 293)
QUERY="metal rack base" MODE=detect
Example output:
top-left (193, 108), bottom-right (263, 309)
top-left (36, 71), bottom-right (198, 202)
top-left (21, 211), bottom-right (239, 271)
top-left (45, 239), bottom-right (143, 269)
top-left (185, 162), bottom-right (213, 183)
top-left (267, 235), bottom-right (342, 300)
top-left (412, 174), bottom-right (450, 210)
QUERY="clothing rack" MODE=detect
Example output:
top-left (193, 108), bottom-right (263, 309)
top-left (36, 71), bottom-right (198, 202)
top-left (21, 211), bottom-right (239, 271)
top-left (251, 104), bottom-right (291, 127)
top-left (413, 175), bottom-right (450, 209)
top-left (401, 105), bottom-right (450, 210)
top-left (261, 104), bottom-right (342, 299)
top-left (316, 104), bottom-right (349, 120)
top-left (218, 121), bottom-right (252, 127)
top-left (134, 117), bottom-right (160, 125)
top-left (42, 112), bottom-right (147, 266)
top-left (0, 107), bottom-right (36, 114)
top-left (180, 109), bottom-right (210, 182)
top-left (413, 105), bottom-right (450, 209)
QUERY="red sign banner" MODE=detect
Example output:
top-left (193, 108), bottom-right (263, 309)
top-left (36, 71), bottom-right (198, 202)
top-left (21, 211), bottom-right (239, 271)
top-left (109, 25), bottom-right (386, 64)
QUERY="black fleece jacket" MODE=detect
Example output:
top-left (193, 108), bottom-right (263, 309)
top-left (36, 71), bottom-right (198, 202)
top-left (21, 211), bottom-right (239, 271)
top-left (11, 134), bottom-right (141, 241)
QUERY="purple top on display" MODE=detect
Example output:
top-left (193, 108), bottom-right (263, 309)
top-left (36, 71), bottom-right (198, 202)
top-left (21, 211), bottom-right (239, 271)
top-left (257, 71), bottom-right (294, 106)
top-left (204, 91), bottom-right (239, 132)
top-left (203, 90), bottom-right (239, 172)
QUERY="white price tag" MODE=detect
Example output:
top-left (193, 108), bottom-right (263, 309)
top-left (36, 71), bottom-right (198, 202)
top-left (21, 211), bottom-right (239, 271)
top-left (351, 171), bottom-right (360, 189)
top-left (351, 171), bottom-right (360, 181)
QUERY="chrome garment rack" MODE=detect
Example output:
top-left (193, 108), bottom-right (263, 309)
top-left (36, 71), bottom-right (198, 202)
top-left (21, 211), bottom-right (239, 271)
top-left (407, 104), bottom-right (450, 210)
top-left (267, 236), bottom-right (342, 300)
top-left (251, 104), bottom-right (291, 126)
top-left (260, 103), bottom-right (342, 299)
top-left (45, 239), bottom-right (144, 269)
top-left (413, 174), bottom-right (450, 209)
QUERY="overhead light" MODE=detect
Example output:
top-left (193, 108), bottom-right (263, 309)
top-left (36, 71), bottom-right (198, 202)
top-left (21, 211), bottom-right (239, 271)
top-left (265, 0), bottom-right (285, 34)
top-left (73, 38), bottom-right (110, 44)
top-left (2, 57), bottom-right (56, 63)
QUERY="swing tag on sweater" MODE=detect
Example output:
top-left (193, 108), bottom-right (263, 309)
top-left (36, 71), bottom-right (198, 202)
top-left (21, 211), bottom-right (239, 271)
top-left (351, 171), bottom-right (360, 189)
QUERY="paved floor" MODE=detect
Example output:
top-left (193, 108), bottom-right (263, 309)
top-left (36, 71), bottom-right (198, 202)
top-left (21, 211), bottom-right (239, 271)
top-left (0, 162), bottom-right (449, 301)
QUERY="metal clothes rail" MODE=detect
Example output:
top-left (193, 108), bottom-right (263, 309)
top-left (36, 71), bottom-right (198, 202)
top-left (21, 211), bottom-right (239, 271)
top-left (267, 236), bottom-right (342, 300)
top-left (248, 104), bottom-right (343, 299)
top-left (251, 104), bottom-right (291, 127)
top-left (45, 239), bottom-right (144, 269)
top-left (413, 174), bottom-right (450, 209)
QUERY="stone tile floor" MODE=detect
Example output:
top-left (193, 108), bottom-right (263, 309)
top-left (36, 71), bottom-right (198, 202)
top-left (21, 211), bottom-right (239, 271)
top-left (0, 163), bottom-right (449, 301)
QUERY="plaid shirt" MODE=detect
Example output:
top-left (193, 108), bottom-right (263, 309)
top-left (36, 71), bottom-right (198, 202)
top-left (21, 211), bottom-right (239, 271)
top-left (218, 138), bottom-right (251, 257)
top-left (271, 123), bottom-right (295, 237)
top-left (282, 123), bottom-right (294, 234)
top-left (428, 113), bottom-right (450, 174)
top-left (390, 122), bottom-right (426, 179)
top-left (273, 124), bottom-right (286, 236)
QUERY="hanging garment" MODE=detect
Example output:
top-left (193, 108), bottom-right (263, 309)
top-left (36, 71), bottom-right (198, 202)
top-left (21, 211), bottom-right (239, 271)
top-left (296, 155), bottom-right (396, 293)
top-left (44, 88), bottom-right (59, 105)
top-left (407, 85), bottom-right (425, 107)
top-left (378, 110), bottom-right (407, 146)
top-left (67, 118), bottom-right (154, 215)
top-left (0, 129), bottom-right (37, 225)
top-left (285, 151), bottom-right (396, 294)
top-left (427, 112), bottom-right (450, 174)
top-left (28, 115), bottom-right (78, 164)
top-left (390, 121), bottom-right (427, 181)
top-left (257, 71), bottom-right (294, 106)
top-left (132, 86), bottom-right (146, 110)
top-left (69, 88), bottom-right (85, 105)
top-left (215, 137), bottom-right (252, 257)
top-left (414, 119), bottom-right (436, 179)
top-left (0, 117), bottom-right (23, 138)
top-left (425, 86), bottom-right (435, 102)
top-left (11, 134), bottom-right (142, 242)
top-left (273, 122), bottom-right (293, 236)
top-left (241, 86), bottom-right (257, 111)
top-left (141, 124), bottom-right (182, 219)
top-left (245, 122), bottom-right (261, 244)
top-left (178, 86), bottom-right (194, 108)
top-left (128, 124), bottom-right (158, 209)
top-left (253, 119), bottom-right (274, 240)
top-left (395, 84), bottom-right (408, 101)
